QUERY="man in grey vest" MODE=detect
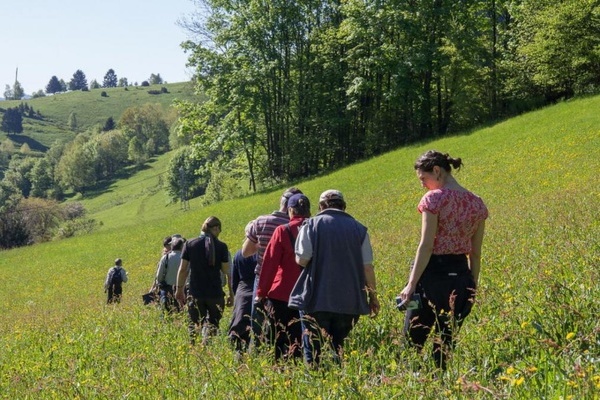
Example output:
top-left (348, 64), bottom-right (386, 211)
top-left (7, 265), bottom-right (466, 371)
top-left (292, 189), bottom-right (379, 366)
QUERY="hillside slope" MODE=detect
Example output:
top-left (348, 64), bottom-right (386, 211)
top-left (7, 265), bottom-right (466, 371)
top-left (0, 95), bottom-right (598, 398)
top-left (0, 81), bottom-right (201, 150)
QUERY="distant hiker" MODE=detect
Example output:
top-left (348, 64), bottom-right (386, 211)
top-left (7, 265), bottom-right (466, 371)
top-left (398, 150), bottom-right (488, 371)
top-left (104, 258), bottom-right (128, 304)
top-left (175, 216), bottom-right (233, 345)
top-left (155, 237), bottom-right (184, 314)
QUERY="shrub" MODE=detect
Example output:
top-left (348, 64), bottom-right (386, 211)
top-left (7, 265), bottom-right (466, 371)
top-left (54, 218), bottom-right (99, 239)
top-left (101, 91), bottom-right (108, 97)
top-left (62, 202), bottom-right (86, 220)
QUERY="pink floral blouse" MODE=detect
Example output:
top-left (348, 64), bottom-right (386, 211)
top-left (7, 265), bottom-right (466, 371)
top-left (418, 188), bottom-right (488, 255)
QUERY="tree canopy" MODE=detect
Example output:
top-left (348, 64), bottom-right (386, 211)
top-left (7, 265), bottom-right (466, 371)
top-left (1, 108), bottom-right (23, 134)
top-left (103, 69), bottom-right (118, 88)
top-left (46, 76), bottom-right (63, 94)
top-left (69, 70), bottom-right (88, 91)
top-left (177, 0), bottom-right (600, 191)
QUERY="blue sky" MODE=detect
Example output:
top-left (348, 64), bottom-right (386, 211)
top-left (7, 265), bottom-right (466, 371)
top-left (0, 0), bottom-right (198, 94)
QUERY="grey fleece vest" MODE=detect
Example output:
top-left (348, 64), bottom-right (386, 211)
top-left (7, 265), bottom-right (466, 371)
top-left (302, 209), bottom-right (370, 315)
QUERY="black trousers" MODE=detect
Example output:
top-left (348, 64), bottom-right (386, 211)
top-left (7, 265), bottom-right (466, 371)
top-left (403, 254), bottom-right (476, 370)
top-left (188, 297), bottom-right (225, 342)
top-left (107, 284), bottom-right (122, 304)
top-left (265, 298), bottom-right (302, 360)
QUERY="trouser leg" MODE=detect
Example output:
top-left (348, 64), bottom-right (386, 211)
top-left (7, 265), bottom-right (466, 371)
top-left (188, 298), bottom-right (206, 344)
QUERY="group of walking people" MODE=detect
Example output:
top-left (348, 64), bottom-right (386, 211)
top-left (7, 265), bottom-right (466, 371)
top-left (136, 150), bottom-right (488, 370)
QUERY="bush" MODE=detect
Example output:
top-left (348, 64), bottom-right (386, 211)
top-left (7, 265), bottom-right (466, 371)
top-left (62, 202), bottom-right (86, 220)
top-left (54, 218), bottom-right (99, 239)
top-left (101, 91), bottom-right (108, 97)
top-left (141, 81), bottom-right (150, 87)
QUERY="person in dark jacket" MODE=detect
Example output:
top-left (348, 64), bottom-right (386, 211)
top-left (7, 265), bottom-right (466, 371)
top-left (175, 216), bottom-right (233, 345)
top-left (228, 248), bottom-right (257, 357)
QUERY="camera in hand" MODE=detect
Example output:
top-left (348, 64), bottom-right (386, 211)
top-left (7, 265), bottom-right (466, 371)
top-left (396, 293), bottom-right (422, 311)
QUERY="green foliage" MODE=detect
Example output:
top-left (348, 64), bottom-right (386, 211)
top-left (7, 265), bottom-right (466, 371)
top-left (166, 147), bottom-right (209, 202)
top-left (149, 73), bottom-right (163, 85)
top-left (69, 69), bottom-right (88, 91)
top-left (103, 68), bottom-right (118, 88)
top-left (46, 76), bottom-right (63, 94)
top-left (515, 0), bottom-right (600, 97)
top-left (1, 107), bottom-right (23, 133)
top-left (2, 82), bottom-right (196, 141)
top-left (0, 206), bottom-right (29, 248)
top-left (12, 80), bottom-right (24, 100)
top-left (102, 116), bottom-right (115, 132)
top-left (67, 111), bottom-right (78, 131)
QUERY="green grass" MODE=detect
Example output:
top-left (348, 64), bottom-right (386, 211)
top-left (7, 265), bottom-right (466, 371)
top-left (0, 96), bottom-right (599, 398)
top-left (1, 81), bottom-right (202, 149)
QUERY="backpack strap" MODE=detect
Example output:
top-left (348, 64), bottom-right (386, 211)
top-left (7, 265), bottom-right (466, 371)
top-left (284, 224), bottom-right (296, 249)
top-left (160, 254), bottom-right (169, 284)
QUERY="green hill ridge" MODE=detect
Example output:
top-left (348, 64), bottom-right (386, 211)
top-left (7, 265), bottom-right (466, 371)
top-left (0, 81), bottom-right (200, 150)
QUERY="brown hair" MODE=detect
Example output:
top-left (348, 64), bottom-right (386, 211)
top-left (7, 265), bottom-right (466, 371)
top-left (201, 216), bottom-right (221, 267)
top-left (414, 150), bottom-right (463, 173)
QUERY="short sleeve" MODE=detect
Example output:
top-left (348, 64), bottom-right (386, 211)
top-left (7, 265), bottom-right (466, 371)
top-left (246, 220), bottom-right (258, 243)
top-left (417, 190), bottom-right (442, 214)
top-left (219, 242), bottom-right (229, 263)
top-left (295, 223), bottom-right (312, 260)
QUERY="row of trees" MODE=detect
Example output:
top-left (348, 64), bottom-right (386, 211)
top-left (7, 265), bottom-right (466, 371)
top-left (177, 0), bottom-right (600, 189)
top-left (1, 72), bottom-right (166, 100)
top-left (45, 70), bottom-right (165, 94)
top-left (0, 103), bottom-right (43, 134)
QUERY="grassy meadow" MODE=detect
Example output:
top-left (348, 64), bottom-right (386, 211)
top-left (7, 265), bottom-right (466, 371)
top-left (0, 81), bottom-right (201, 150)
top-left (0, 95), bottom-right (599, 398)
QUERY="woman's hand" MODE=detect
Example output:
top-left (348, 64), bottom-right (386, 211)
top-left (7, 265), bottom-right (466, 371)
top-left (399, 282), bottom-right (416, 303)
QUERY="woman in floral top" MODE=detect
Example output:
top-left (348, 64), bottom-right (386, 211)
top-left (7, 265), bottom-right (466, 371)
top-left (399, 150), bottom-right (488, 371)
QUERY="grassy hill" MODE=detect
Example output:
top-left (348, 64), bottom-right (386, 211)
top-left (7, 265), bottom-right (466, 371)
top-left (0, 81), bottom-right (201, 150)
top-left (0, 95), bottom-right (598, 398)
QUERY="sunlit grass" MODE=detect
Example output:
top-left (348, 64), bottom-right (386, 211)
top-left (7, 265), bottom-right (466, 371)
top-left (0, 96), bottom-right (599, 398)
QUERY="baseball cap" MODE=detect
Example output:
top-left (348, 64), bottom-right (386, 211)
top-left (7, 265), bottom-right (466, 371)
top-left (319, 189), bottom-right (344, 202)
top-left (287, 193), bottom-right (309, 208)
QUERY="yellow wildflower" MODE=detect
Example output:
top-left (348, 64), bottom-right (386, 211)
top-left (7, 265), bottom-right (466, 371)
top-left (515, 377), bottom-right (525, 386)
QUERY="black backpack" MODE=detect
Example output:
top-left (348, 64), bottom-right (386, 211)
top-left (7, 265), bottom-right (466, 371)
top-left (110, 267), bottom-right (123, 287)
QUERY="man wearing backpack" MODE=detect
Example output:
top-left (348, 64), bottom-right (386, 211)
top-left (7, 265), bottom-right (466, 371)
top-left (104, 258), bottom-right (128, 304)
